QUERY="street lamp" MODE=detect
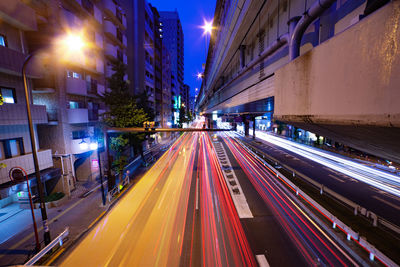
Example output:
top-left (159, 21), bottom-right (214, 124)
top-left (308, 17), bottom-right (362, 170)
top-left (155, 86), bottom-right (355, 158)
top-left (197, 73), bottom-right (203, 79)
top-left (22, 32), bottom-right (87, 246)
top-left (202, 20), bottom-right (213, 36)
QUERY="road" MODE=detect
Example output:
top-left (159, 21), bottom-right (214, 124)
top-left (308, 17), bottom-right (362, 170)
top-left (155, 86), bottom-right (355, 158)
top-left (60, 132), bottom-right (255, 266)
top-left (243, 130), bottom-right (400, 226)
top-left (60, 128), bottom-right (360, 266)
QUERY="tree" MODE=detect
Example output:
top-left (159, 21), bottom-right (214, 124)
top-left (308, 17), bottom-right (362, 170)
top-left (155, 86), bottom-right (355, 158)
top-left (177, 105), bottom-right (187, 128)
top-left (100, 59), bottom-right (149, 187)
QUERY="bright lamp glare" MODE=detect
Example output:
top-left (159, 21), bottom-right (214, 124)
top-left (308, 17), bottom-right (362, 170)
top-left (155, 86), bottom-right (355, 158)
top-left (90, 143), bottom-right (98, 150)
top-left (197, 73), bottom-right (203, 79)
top-left (79, 142), bottom-right (88, 150)
top-left (65, 34), bottom-right (85, 52)
top-left (202, 20), bottom-right (213, 35)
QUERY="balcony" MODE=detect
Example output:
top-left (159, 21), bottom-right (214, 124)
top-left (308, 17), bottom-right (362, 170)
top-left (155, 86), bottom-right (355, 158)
top-left (97, 84), bottom-right (105, 95)
top-left (66, 77), bottom-right (87, 96)
top-left (95, 32), bottom-right (103, 49)
top-left (0, 0), bottom-right (37, 31)
top-left (105, 65), bottom-right (114, 78)
top-left (0, 149), bottom-right (53, 185)
top-left (103, 0), bottom-right (126, 30)
top-left (0, 46), bottom-right (39, 77)
top-left (46, 108), bottom-right (58, 125)
top-left (88, 109), bottom-right (99, 121)
top-left (86, 80), bottom-right (98, 95)
top-left (104, 20), bottom-right (119, 45)
top-left (123, 36), bottom-right (127, 47)
top-left (105, 43), bottom-right (117, 60)
top-left (67, 108), bottom-right (89, 124)
top-left (0, 103), bottom-right (47, 126)
top-left (96, 59), bottom-right (104, 73)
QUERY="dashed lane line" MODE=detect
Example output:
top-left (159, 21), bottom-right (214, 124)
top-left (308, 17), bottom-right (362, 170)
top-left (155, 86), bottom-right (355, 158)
top-left (256, 254), bottom-right (270, 267)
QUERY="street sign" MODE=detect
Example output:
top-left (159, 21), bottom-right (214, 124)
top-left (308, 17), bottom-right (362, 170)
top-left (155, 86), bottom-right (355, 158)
top-left (9, 167), bottom-right (25, 182)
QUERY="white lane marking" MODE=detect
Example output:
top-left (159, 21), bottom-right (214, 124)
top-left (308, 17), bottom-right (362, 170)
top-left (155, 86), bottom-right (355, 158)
top-left (195, 177), bottom-right (199, 210)
top-left (213, 141), bottom-right (253, 218)
top-left (372, 196), bottom-right (400, 211)
top-left (328, 174), bottom-right (345, 183)
top-left (256, 254), bottom-right (270, 267)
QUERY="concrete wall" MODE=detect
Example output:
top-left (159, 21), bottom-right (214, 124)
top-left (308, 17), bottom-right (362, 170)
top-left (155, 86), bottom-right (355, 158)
top-left (274, 1), bottom-right (400, 162)
top-left (274, 1), bottom-right (400, 127)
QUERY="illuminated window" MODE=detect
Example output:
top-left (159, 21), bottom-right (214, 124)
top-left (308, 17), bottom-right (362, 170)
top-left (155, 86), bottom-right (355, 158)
top-left (0, 34), bottom-right (7, 47)
top-left (67, 70), bottom-right (82, 79)
top-left (0, 138), bottom-right (24, 159)
top-left (0, 87), bottom-right (16, 103)
top-left (69, 101), bottom-right (79, 109)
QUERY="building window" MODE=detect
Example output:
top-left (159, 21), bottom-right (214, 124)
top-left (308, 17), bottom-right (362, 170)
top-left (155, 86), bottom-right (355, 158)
top-left (0, 34), bottom-right (7, 47)
top-left (0, 138), bottom-right (24, 159)
top-left (67, 70), bottom-right (82, 79)
top-left (69, 101), bottom-right (79, 109)
top-left (0, 141), bottom-right (4, 160)
top-left (0, 87), bottom-right (16, 103)
top-left (72, 130), bottom-right (88, 140)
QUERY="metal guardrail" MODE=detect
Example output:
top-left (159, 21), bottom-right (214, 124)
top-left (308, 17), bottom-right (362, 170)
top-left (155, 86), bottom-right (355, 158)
top-left (239, 139), bottom-right (399, 267)
top-left (24, 227), bottom-right (69, 266)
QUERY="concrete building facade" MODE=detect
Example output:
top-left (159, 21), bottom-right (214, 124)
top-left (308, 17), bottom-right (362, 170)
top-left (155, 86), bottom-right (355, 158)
top-left (0, 0), bottom-right (60, 207)
top-left (159, 11), bottom-right (184, 126)
top-left (0, 0), bottom-right (128, 204)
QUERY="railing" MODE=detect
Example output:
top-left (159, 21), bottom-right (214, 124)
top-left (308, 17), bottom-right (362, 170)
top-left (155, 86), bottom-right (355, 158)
top-left (107, 173), bottom-right (130, 202)
top-left (24, 227), bottom-right (69, 266)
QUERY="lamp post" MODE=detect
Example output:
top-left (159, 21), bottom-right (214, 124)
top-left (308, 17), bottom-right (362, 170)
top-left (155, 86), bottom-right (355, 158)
top-left (21, 32), bottom-right (87, 246)
top-left (97, 142), bottom-right (106, 206)
top-left (22, 53), bottom-right (51, 245)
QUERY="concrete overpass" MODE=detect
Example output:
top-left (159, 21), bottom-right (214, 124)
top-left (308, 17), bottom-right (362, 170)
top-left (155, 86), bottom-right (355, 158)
top-left (197, 0), bottom-right (400, 163)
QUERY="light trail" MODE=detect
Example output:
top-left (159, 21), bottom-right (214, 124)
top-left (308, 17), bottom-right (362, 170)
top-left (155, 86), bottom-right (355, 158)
top-left (198, 132), bottom-right (256, 266)
top-left (223, 133), bottom-right (358, 266)
top-left (61, 123), bottom-right (256, 266)
top-left (248, 131), bottom-right (400, 197)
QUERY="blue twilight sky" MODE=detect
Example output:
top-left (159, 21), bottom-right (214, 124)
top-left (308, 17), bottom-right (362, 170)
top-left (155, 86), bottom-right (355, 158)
top-left (149, 0), bottom-right (217, 98)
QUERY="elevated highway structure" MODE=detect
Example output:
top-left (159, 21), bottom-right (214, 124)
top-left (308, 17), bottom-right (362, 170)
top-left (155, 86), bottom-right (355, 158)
top-left (197, 0), bottom-right (400, 162)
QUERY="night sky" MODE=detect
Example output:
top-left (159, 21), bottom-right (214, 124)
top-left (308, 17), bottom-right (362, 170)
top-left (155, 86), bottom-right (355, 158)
top-left (149, 0), bottom-right (216, 98)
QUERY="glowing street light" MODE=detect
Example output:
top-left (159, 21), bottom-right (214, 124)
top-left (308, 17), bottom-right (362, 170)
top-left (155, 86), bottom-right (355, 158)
top-left (22, 31), bottom-right (88, 246)
top-left (202, 20), bottom-right (214, 36)
top-left (197, 72), bottom-right (203, 79)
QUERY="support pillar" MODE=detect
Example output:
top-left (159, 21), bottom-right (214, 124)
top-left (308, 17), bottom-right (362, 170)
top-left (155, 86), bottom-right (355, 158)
top-left (252, 116), bottom-right (256, 139)
top-left (243, 116), bottom-right (249, 136)
top-left (207, 114), bottom-right (213, 129)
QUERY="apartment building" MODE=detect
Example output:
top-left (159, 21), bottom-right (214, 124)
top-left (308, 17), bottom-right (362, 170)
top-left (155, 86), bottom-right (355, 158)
top-left (23, 0), bottom-right (126, 191)
top-left (159, 11), bottom-right (184, 127)
top-left (0, 0), bottom-right (59, 208)
top-left (123, 0), bottom-right (155, 115)
top-left (182, 84), bottom-right (189, 112)
top-left (162, 44), bottom-right (172, 127)
top-left (122, 0), bottom-right (173, 128)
